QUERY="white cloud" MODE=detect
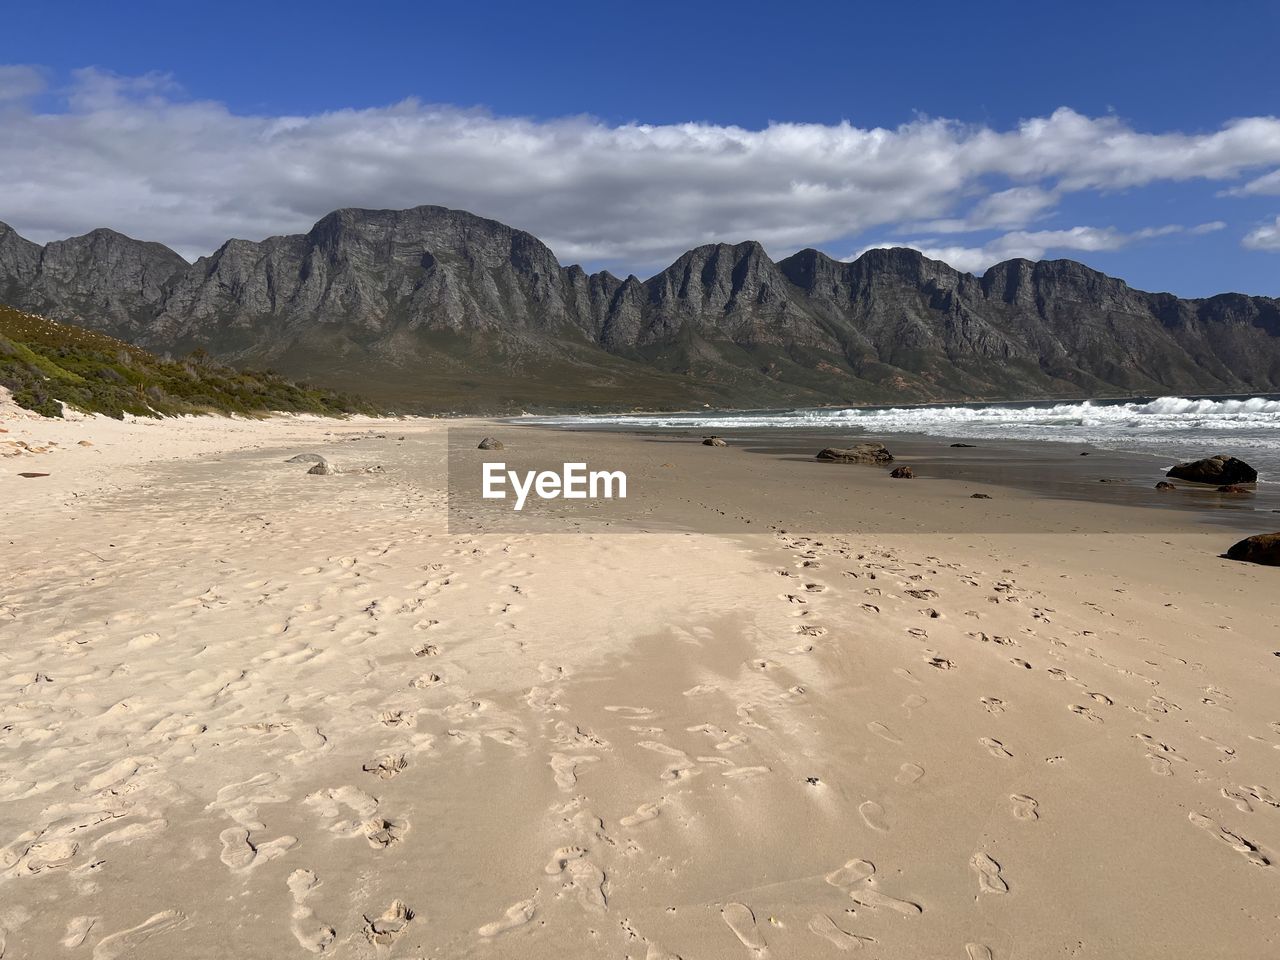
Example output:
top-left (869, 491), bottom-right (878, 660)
top-left (1, 68), bottom-right (1278, 274)
top-left (1243, 216), bottom-right (1280, 251)
top-left (857, 222), bottom-right (1223, 274)
top-left (0, 65), bottom-right (44, 101)
top-left (1231, 168), bottom-right (1280, 195)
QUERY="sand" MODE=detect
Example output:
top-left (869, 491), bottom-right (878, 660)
top-left (1, 408), bottom-right (1277, 959)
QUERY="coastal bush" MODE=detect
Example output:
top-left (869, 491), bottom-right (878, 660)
top-left (0, 304), bottom-right (384, 419)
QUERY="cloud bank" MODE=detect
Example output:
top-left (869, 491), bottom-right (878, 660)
top-left (2, 67), bottom-right (1279, 276)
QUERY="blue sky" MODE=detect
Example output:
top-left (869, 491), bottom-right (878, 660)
top-left (2, 0), bottom-right (1279, 296)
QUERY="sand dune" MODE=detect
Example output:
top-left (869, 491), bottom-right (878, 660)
top-left (1, 411), bottom-right (1277, 958)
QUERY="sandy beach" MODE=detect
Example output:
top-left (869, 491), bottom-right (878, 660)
top-left (2, 406), bottom-right (1277, 959)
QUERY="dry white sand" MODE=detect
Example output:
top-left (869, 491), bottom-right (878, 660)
top-left (1, 406), bottom-right (1277, 959)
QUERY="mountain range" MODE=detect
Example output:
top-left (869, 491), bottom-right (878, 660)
top-left (2, 206), bottom-right (1278, 412)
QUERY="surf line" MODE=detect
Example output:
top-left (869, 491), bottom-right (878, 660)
top-left (482, 462), bottom-right (627, 511)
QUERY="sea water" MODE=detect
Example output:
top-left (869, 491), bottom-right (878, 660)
top-left (536, 395), bottom-right (1280, 480)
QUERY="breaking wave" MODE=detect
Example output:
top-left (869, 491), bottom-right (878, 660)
top-left (534, 396), bottom-right (1280, 473)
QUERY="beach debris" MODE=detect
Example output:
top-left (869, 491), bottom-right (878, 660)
top-left (1218, 484), bottom-right (1252, 494)
top-left (307, 460), bottom-right (337, 476)
top-left (702, 436), bottom-right (728, 447)
top-left (285, 453), bottom-right (326, 463)
top-left (890, 466), bottom-right (915, 479)
top-left (951, 442), bottom-right (976, 447)
top-left (1225, 532), bottom-right (1280, 567)
top-left (970, 493), bottom-right (992, 499)
top-left (18, 472), bottom-right (50, 478)
top-left (816, 442), bottom-right (894, 464)
top-left (478, 437), bottom-right (504, 450)
top-left (1155, 481), bottom-right (1177, 491)
top-left (77, 440), bottom-right (93, 447)
top-left (1167, 454), bottom-right (1257, 485)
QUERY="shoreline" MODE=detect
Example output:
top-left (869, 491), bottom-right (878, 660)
top-left (507, 420), bottom-right (1280, 535)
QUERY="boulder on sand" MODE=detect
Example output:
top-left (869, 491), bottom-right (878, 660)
top-left (950, 443), bottom-right (976, 448)
top-left (307, 460), bottom-right (337, 476)
top-left (702, 436), bottom-right (728, 447)
top-left (1226, 532), bottom-right (1280, 567)
top-left (816, 443), bottom-right (894, 464)
top-left (890, 466), bottom-right (914, 479)
top-left (970, 493), bottom-right (992, 499)
top-left (1218, 484), bottom-right (1252, 494)
top-left (1167, 454), bottom-right (1257, 485)
top-left (478, 437), bottom-right (503, 451)
top-left (1155, 481), bottom-right (1176, 491)
top-left (286, 453), bottom-right (326, 464)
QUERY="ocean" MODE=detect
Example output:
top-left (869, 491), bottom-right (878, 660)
top-left (533, 394), bottom-right (1280, 481)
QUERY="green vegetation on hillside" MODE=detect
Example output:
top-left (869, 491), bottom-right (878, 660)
top-left (0, 305), bottom-right (382, 419)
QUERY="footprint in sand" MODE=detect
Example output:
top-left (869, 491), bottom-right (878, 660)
top-left (218, 828), bottom-right (297, 872)
top-left (363, 899), bottom-right (414, 947)
top-left (1069, 704), bottom-right (1103, 723)
top-left (895, 763), bottom-right (924, 785)
top-left (965, 944), bottom-right (995, 960)
top-left (867, 721), bottom-right (901, 743)
top-left (287, 870), bottom-right (337, 954)
top-left (849, 888), bottom-right (923, 915)
top-left (824, 859), bottom-right (875, 892)
top-left (901, 694), bottom-right (927, 715)
top-left (92, 910), bottom-right (186, 960)
top-left (61, 916), bottom-right (99, 949)
top-left (722, 902), bottom-right (768, 954)
top-left (979, 737), bottom-right (1013, 759)
top-left (858, 801), bottom-right (889, 832)
top-left (550, 753), bottom-right (600, 791)
top-left (808, 913), bottom-right (874, 951)
top-left (620, 802), bottom-right (661, 827)
top-left (362, 754), bottom-right (408, 780)
top-left (1223, 785), bottom-right (1280, 814)
top-left (1188, 813), bottom-right (1271, 867)
top-left (980, 697), bottom-right (1005, 715)
top-left (560, 857), bottom-right (608, 910)
top-left (970, 853), bottom-right (1008, 893)
top-left (1009, 794), bottom-right (1040, 821)
top-left (478, 900), bottom-right (536, 938)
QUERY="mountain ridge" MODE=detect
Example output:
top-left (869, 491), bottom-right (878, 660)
top-left (2, 206), bottom-right (1278, 412)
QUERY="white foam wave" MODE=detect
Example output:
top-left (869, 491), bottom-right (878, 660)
top-left (538, 396), bottom-right (1280, 433)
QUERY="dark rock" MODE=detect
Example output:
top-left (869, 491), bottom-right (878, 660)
top-left (477, 437), bottom-right (504, 450)
top-left (1155, 481), bottom-right (1177, 491)
top-left (307, 460), bottom-right (337, 476)
top-left (1167, 455), bottom-right (1258, 485)
top-left (1080, 452), bottom-right (1090, 456)
top-left (950, 443), bottom-right (976, 448)
top-left (970, 493), bottom-right (992, 499)
top-left (889, 466), bottom-right (915, 478)
top-left (1225, 532), bottom-right (1280, 566)
top-left (702, 436), bottom-right (728, 447)
top-left (816, 443), bottom-right (894, 464)
top-left (285, 453), bottom-right (327, 463)
top-left (1217, 484), bottom-right (1252, 494)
